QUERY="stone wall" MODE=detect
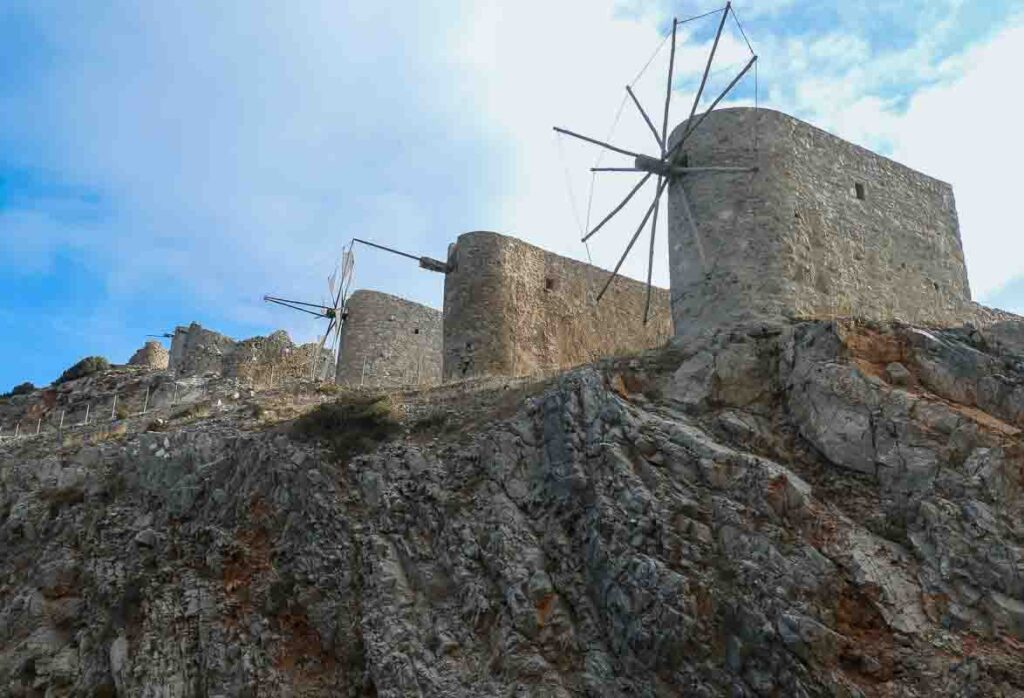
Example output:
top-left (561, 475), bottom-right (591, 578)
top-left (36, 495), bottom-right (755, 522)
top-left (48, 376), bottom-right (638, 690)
top-left (226, 331), bottom-right (333, 384)
top-left (128, 341), bottom-right (169, 370)
top-left (168, 324), bottom-right (236, 377)
top-left (335, 290), bottom-right (443, 388)
top-left (443, 231), bottom-right (672, 380)
top-left (666, 107), bottom-right (996, 334)
top-left (168, 322), bottom-right (332, 383)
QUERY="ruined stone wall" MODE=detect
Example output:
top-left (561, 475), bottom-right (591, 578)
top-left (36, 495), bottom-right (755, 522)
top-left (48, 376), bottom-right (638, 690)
top-left (443, 231), bottom-right (672, 380)
top-left (225, 331), bottom-right (333, 384)
top-left (335, 290), bottom-right (443, 388)
top-left (128, 341), bottom-right (170, 370)
top-left (169, 323), bottom-right (332, 383)
top-left (168, 324), bottom-right (236, 377)
top-left (667, 107), bottom-right (982, 335)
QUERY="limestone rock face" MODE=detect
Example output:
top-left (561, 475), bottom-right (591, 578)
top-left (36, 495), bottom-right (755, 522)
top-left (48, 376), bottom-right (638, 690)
top-left (2, 317), bottom-right (1024, 695)
top-left (127, 340), bottom-right (170, 369)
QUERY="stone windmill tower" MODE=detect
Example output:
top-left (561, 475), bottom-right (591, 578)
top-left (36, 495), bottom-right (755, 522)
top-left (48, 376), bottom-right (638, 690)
top-left (556, 3), bottom-right (981, 334)
top-left (554, 2), bottom-right (759, 327)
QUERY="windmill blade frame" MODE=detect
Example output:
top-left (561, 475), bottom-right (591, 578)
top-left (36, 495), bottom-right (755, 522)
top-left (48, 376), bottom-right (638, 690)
top-left (553, 1), bottom-right (759, 318)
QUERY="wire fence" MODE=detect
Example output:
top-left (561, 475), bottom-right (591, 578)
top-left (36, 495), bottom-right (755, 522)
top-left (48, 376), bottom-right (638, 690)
top-left (0, 360), bottom-right (381, 447)
top-left (0, 377), bottom-right (223, 447)
top-left (0, 352), bottom-right (452, 447)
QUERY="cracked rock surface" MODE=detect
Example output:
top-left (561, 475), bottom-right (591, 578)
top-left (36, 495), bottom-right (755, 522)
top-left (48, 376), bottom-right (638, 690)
top-left (2, 318), bottom-right (1024, 696)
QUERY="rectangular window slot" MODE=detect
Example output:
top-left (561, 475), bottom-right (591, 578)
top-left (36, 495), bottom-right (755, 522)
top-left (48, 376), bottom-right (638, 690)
top-left (855, 182), bottom-right (866, 200)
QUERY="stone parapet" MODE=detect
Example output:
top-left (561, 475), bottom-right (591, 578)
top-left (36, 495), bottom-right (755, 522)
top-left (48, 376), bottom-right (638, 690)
top-left (443, 231), bottom-right (672, 380)
top-left (667, 107), bottom-right (986, 334)
top-left (335, 290), bottom-right (443, 388)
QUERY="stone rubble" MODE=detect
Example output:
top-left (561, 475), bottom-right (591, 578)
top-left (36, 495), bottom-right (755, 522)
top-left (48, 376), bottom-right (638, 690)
top-left (1, 317), bottom-right (1024, 695)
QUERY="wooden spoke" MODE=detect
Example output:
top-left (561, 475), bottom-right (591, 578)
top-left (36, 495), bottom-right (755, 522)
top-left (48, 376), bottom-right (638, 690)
top-left (643, 177), bottom-right (664, 324)
top-left (668, 55), bottom-right (757, 158)
top-left (553, 127), bottom-right (642, 160)
top-left (626, 85), bottom-right (663, 151)
top-left (597, 177), bottom-right (669, 301)
top-left (675, 182), bottom-right (706, 269)
top-left (582, 172), bottom-right (653, 242)
top-left (686, 3), bottom-right (731, 129)
top-left (660, 19), bottom-right (678, 154)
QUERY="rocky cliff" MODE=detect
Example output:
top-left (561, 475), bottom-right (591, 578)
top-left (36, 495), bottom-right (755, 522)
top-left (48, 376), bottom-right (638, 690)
top-left (2, 317), bottom-right (1024, 696)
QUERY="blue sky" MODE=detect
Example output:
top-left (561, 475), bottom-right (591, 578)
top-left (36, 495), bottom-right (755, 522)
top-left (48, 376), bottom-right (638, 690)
top-left (2, 0), bottom-right (1022, 390)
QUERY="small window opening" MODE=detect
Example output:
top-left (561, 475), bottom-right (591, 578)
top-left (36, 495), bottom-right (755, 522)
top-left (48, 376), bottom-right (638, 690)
top-left (855, 182), bottom-right (866, 200)
top-left (545, 277), bottom-right (557, 292)
top-left (413, 328), bottom-right (420, 335)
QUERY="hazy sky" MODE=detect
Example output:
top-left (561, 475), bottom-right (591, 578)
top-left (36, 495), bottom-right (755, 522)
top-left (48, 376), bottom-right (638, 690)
top-left (2, 0), bottom-right (1022, 390)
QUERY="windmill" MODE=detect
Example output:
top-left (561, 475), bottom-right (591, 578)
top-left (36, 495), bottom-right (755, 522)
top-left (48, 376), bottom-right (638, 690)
top-left (554, 2), bottom-right (758, 323)
top-left (264, 241), bottom-right (355, 380)
top-left (263, 238), bottom-right (447, 381)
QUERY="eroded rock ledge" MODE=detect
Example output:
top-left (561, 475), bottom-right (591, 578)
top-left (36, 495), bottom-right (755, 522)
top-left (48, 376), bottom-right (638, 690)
top-left (2, 318), bottom-right (1024, 696)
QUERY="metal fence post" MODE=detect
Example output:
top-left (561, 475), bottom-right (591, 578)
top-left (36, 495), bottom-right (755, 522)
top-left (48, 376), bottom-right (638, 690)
top-left (142, 386), bottom-right (150, 415)
top-left (83, 404), bottom-right (90, 426)
top-left (14, 423), bottom-right (20, 438)
top-left (35, 418), bottom-right (41, 435)
top-left (59, 410), bottom-right (65, 430)
top-left (110, 394), bottom-right (118, 420)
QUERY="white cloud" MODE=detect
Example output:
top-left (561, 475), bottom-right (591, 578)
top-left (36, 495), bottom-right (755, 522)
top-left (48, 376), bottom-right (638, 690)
top-left (0, 0), bottom-right (493, 345)
top-left (886, 22), bottom-right (1024, 299)
top-left (2, 0), bottom-right (1020, 359)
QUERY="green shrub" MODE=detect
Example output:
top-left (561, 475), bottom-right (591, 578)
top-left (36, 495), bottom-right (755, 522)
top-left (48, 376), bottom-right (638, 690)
top-left (410, 411), bottom-right (449, 435)
top-left (292, 395), bottom-right (399, 462)
top-left (0, 382), bottom-right (35, 400)
top-left (55, 356), bottom-right (110, 385)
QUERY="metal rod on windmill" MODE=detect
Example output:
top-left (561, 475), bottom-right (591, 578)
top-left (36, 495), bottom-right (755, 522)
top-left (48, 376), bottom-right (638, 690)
top-left (552, 2), bottom-right (760, 323)
top-left (351, 238), bottom-right (450, 274)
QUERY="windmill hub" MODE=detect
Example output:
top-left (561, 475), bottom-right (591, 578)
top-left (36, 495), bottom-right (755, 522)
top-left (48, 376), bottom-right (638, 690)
top-left (634, 154), bottom-right (684, 178)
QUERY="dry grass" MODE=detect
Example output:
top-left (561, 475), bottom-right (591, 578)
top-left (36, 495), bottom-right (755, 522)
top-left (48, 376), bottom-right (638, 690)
top-left (170, 401), bottom-right (212, 423)
top-left (88, 422), bottom-right (129, 444)
top-left (291, 394), bottom-right (400, 462)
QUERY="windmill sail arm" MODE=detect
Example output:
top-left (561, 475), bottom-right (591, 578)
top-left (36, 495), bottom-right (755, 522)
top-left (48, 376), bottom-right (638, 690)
top-left (263, 295), bottom-right (334, 312)
top-left (582, 172), bottom-right (653, 243)
top-left (596, 176), bottom-right (669, 301)
top-left (686, 2), bottom-right (732, 127)
top-left (667, 54), bottom-right (757, 160)
top-left (643, 176), bottom-right (663, 324)
top-left (553, 127), bottom-right (642, 160)
top-left (626, 85), bottom-right (664, 151)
